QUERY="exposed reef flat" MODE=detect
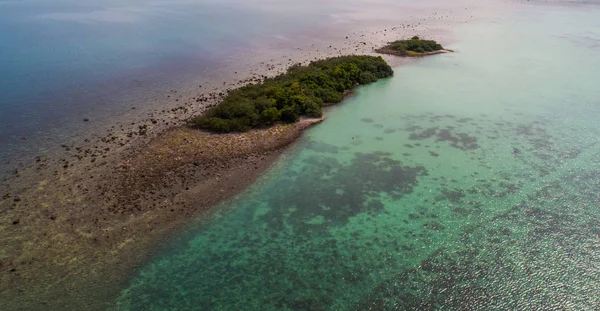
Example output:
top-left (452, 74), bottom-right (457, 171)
top-left (0, 117), bottom-right (322, 311)
top-left (114, 117), bottom-right (324, 215)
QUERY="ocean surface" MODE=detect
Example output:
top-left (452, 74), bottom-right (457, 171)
top-left (109, 1), bottom-right (600, 310)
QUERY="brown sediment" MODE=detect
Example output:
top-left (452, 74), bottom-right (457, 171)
top-left (0, 117), bottom-right (323, 311)
top-left (112, 117), bottom-right (324, 214)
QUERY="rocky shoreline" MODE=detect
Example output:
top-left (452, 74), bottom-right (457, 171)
top-left (376, 48), bottom-right (454, 57)
top-left (376, 47), bottom-right (454, 57)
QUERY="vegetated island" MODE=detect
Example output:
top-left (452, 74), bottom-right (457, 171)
top-left (376, 36), bottom-right (452, 57)
top-left (190, 55), bottom-right (394, 132)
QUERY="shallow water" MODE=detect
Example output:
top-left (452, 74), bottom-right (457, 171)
top-left (109, 2), bottom-right (600, 310)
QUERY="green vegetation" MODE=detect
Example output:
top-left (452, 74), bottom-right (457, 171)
top-left (377, 36), bottom-right (445, 57)
top-left (190, 55), bottom-right (393, 132)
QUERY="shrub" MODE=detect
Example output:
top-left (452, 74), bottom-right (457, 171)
top-left (358, 71), bottom-right (377, 84)
top-left (280, 105), bottom-right (300, 122)
top-left (260, 107), bottom-right (281, 125)
top-left (386, 36), bottom-right (444, 55)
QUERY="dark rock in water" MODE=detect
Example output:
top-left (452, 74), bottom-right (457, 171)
top-left (409, 127), bottom-right (438, 140)
top-left (409, 127), bottom-right (479, 150)
top-left (438, 189), bottom-right (465, 203)
top-left (513, 148), bottom-right (521, 154)
top-left (306, 141), bottom-right (341, 153)
top-left (424, 221), bottom-right (445, 230)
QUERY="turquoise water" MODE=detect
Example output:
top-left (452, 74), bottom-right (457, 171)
top-left (112, 2), bottom-right (600, 310)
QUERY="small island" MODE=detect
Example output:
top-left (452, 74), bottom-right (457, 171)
top-left (376, 36), bottom-right (452, 57)
top-left (190, 55), bottom-right (394, 132)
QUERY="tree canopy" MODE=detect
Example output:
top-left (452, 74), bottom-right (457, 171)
top-left (190, 55), bottom-right (394, 132)
top-left (378, 36), bottom-right (444, 56)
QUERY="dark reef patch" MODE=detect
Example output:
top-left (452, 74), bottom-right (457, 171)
top-left (261, 152), bottom-right (427, 230)
top-left (306, 141), bottom-right (341, 154)
top-left (408, 127), bottom-right (478, 150)
top-left (438, 188), bottom-right (465, 203)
